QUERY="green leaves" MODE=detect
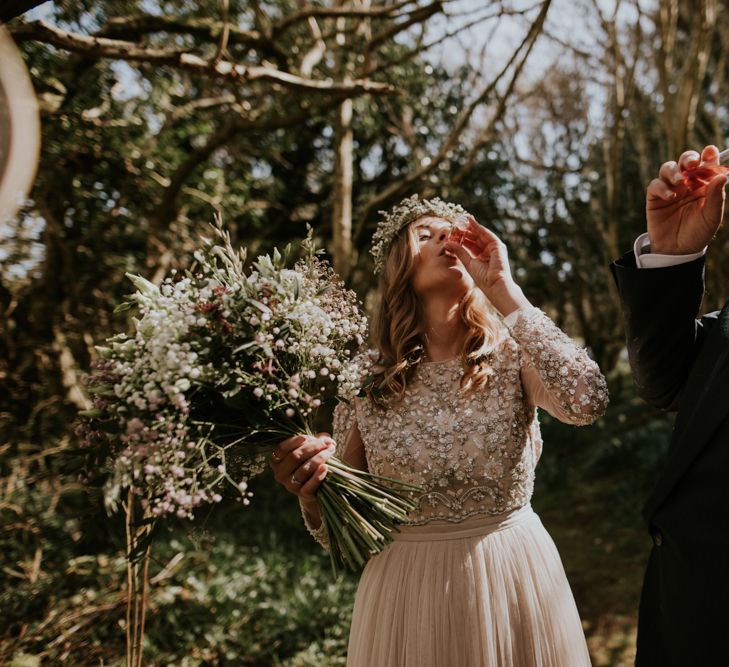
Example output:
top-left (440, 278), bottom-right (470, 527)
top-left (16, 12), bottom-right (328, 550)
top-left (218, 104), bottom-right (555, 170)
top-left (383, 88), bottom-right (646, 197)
top-left (248, 299), bottom-right (272, 314)
top-left (125, 273), bottom-right (160, 298)
top-left (76, 408), bottom-right (103, 418)
top-left (232, 341), bottom-right (259, 354)
top-left (127, 525), bottom-right (156, 564)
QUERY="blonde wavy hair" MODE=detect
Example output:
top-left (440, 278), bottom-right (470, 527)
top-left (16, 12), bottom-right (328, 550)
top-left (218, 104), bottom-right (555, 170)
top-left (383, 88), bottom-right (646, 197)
top-left (367, 218), bottom-right (506, 405)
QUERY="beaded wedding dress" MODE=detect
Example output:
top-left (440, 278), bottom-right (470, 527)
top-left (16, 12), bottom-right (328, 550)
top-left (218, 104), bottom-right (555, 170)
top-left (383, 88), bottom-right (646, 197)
top-left (302, 307), bottom-right (608, 667)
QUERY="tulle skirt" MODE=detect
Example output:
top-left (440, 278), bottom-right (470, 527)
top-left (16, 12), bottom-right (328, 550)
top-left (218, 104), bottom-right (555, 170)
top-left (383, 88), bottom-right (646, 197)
top-left (346, 505), bottom-right (591, 667)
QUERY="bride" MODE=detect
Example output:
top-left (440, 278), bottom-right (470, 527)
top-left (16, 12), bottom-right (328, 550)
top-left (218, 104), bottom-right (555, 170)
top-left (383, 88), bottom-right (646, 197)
top-left (270, 195), bottom-right (608, 666)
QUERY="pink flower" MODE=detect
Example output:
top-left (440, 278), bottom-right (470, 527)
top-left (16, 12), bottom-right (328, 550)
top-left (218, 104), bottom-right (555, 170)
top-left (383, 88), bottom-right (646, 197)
top-left (126, 418), bottom-right (145, 434)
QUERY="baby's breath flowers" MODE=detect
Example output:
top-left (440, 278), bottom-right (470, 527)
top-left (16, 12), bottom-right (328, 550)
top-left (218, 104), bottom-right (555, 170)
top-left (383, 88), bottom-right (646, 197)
top-left (80, 219), bottom-right (419, 574)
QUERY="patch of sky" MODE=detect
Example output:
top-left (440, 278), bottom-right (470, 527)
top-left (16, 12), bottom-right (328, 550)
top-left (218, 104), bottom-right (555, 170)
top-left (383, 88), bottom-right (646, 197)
top-left (565, 154), bottom-right (582, 171)
top-left (251, 161), bottom-right (272, 180)
top-left (0, 212), bottom-right (46, 280)
top-left (391, 136), bottom-right (411, 158)
top-left (360, 145), bottom-right (384, 180)
top-left (555, 197), bottom-right (569, 220)
top-left (141, 0), bottom-right (164, 17)
top-left (23, 2), bottom-right (54, 21)
top-left (540, 249), bottom-right (556, 266)
top-left (111, 63), bottom-right (145, 103)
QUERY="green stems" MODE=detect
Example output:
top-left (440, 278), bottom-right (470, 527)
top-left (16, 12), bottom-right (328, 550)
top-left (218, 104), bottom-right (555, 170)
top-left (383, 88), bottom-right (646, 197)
top-left (315, 456), bottom-right (421, 575)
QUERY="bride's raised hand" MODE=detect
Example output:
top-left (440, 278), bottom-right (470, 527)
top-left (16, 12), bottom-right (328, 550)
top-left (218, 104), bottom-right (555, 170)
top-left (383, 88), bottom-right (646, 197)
top-left (445, 216), bottom-right (529, 316)
top-left (647, 145), bottom-right (727, 254)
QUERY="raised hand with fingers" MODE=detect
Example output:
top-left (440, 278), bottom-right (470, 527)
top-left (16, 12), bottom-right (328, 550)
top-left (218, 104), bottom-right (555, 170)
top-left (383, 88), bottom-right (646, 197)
top-left (647, 145), bottom-right (727, 255)
top-left (445, 215), bottom-right (530, 317)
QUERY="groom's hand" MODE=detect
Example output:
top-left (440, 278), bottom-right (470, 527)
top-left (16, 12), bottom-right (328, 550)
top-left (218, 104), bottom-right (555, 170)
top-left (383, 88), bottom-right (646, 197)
top-left (646, 145), bottom-right (727, 254)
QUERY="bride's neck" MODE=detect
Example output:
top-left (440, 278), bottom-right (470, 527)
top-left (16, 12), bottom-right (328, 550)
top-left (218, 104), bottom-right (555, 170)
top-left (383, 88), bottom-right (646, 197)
top-left (420, 296), bottom-right (467, 362)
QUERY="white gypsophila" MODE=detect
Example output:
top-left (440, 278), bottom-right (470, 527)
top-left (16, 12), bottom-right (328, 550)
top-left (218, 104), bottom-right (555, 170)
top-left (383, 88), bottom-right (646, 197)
top-left (108, 277), bottom-right (214, 416)
top-left (97, 274), bottom-right (227, 519)
top-left (89, 226), bottom-right (369, 524)
top-left (232, 250), bottom-right (368, 415)
top-left (82, 224), bottom-right (431, 579)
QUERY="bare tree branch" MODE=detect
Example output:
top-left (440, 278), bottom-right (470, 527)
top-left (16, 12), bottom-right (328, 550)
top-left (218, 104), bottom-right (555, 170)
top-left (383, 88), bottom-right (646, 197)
top-left (101, 14), bottom-right (285, 71)
top-left (272, 0), bottom-right (417, 37)
top-left (212, 0), bottom-right (230, 64)
top-left (364, 5), bottom-right (517, 77)
top-left (355, 0), bottom-right (552, 236)
top-left (11, 20), bottom-right (399, 95)
top-left (541, 28), bottom-right (593, 61)
top-left (102, 14), bottom-right (262, 46)
top-left (451, 6), bottom-right (549, 185)
top-left (168, 94), bottom-right (238, 122)
top-left (299, 14), bottom-right (326, 77)
top-left (366, 0), bottom-right (443, 52)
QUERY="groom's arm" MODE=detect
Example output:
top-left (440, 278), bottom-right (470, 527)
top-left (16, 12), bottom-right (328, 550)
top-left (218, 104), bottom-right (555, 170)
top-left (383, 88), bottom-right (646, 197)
top-left (610, 235), bottom-right (716, 411)
top-left (615, 145), bottom-right (727, 411)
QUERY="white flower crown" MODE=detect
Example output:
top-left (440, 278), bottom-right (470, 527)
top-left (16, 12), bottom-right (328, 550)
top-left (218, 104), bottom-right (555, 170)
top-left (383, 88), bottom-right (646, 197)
top-left (370, 194), bottom-right (470, 274)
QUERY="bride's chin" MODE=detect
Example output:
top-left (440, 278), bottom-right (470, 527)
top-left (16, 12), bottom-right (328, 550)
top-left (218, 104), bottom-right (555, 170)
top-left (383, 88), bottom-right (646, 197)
top-left (447, 263), bottom-right (469, 281)
top-left (441, 268), bottom-right (471, 292)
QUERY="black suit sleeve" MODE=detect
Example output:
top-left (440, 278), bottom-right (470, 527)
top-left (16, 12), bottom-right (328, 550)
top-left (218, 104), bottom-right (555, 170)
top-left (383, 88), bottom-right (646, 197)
top-left (610, 250), bottom-right (717, 411)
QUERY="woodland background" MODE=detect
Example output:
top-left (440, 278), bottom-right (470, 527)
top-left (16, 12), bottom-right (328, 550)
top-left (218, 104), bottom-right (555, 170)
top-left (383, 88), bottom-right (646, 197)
top-left (2, 0), bottom-right (728, 664)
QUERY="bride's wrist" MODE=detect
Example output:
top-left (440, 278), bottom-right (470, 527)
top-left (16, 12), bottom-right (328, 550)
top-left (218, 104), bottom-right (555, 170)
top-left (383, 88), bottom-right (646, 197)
top-left (486, 280), bottom-right (531, 318)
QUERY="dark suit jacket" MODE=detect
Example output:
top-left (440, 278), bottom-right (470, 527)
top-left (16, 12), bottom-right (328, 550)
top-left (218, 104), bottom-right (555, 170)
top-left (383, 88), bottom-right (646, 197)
top-left (611, 251), bottom-right (729, 667)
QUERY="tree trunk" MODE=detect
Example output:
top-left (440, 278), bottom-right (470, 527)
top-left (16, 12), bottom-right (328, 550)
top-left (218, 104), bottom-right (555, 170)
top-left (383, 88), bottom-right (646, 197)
top-left (332, 96), bottom-right (354, 280)
top-left (331, 6), bottom-right (355, 280)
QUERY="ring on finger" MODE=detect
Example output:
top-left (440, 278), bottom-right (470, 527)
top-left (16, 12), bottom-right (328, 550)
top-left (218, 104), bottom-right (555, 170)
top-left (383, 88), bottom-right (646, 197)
top-left (291, 475), bottom-right (303, 486)
top-left (271, 451), bottom-right (283, 463)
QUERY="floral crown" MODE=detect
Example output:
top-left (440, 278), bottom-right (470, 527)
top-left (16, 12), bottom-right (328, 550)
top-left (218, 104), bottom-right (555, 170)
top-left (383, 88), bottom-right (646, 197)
top-left (370, 194), bottom-right (470, 274)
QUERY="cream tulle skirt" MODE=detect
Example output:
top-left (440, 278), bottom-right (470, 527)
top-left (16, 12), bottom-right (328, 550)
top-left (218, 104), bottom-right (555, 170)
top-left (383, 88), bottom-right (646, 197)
top-left (346, 505), bottom-right (591, 667)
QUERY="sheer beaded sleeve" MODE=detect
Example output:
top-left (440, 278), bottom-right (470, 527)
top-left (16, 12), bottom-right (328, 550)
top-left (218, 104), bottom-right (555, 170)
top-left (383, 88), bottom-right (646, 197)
top-left (332, 400), bottom-right (368, 471)
top-left (300, 400), bottom-right (367, 550)
top-left (508, 307), bottom-right (609, 425)
top-left (299, 499), bottom-right (329, 550)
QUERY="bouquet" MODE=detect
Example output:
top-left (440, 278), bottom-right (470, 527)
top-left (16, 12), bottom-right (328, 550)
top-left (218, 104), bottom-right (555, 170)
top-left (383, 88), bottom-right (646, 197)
top-left (81, 219), bottom-right (419, 576)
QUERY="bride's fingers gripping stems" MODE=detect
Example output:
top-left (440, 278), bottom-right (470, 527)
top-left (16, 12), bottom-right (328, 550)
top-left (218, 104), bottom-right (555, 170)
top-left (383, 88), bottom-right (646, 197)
top-left (270, 434), bottom-right (337, 498)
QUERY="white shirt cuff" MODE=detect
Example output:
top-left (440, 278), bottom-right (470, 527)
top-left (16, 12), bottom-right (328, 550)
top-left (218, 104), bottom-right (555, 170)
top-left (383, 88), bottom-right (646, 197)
top-left (633, 232), bottom-right (706, 268)
top-left (504, 306), bottom-right (530, 328)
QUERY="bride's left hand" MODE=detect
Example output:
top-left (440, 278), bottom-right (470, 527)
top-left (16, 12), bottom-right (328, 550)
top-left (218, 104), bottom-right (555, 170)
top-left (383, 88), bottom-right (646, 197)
top-left (445, 216), bottom-right (530, 317)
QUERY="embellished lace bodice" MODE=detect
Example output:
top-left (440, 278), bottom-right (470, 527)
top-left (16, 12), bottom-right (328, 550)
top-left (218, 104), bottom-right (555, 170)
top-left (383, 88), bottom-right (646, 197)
top-left (303, 307), bottom-right (609, 545)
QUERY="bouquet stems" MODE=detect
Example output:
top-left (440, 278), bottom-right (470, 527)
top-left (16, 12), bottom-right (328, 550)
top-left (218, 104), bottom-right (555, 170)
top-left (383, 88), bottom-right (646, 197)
top-left (123, 489), bottom-right (153, 667)
top-left (316, 457), bottom-right (421, 575)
